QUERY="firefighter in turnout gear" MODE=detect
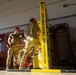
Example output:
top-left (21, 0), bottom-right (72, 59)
top-left (19, 18), bottom-right (41, 69)
top-left (6, 27), bottom-right (21, 70)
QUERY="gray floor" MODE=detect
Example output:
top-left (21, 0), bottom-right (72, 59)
top-left (0, 71), bottom-right (76, 75)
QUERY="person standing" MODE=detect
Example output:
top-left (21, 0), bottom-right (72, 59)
top-left (19, 18), bottom-right (41, 69)
top-left (6, 27), bottom-right (21, 70)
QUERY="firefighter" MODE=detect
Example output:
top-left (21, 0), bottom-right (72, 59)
top-left (19, 18), bottom-right (41, 69)
top-left (6, 27), bottom-right (21, 70)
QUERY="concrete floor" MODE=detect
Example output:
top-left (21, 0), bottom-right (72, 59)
top-left (0, 71), bottom-right (76, 75)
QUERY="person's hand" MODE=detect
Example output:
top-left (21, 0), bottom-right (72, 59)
top-left (6, 44), bottom-right (12, 48)
top-left (6, 44), bottom-right (10, 48)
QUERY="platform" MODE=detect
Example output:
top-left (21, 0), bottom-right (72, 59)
top-left (0, 70), bottom-right (76, 75)
top-left (7, 69), bottom-right (76, 73)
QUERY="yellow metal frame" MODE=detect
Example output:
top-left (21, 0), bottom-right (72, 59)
top-left (40, 0), bottom-right (49, 69)
top-left (31, 0), bottom-right (61, 72)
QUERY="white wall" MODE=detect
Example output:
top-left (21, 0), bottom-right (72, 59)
top-left (0, 0), bottom-right (40, 29)
top-left (0, 0), bottom-right (76, 39)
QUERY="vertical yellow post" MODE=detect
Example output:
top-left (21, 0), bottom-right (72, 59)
top-left (40, 0), bottom-right (49, 69)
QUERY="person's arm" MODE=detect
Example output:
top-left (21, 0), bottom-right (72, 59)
top-left (8, 34), bottom-right (13, 47)
top-left (37, 25), bottom-right (41, 36)
top-left (24, 25), bottom-right (30, 37)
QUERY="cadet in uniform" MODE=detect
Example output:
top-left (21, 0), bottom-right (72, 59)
top-left (6, 27), bottom-right (21, 70)
top-left (19, 18), bottom-right (41, 69)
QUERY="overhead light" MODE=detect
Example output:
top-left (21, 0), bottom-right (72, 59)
top-left (63, 3), bottom-right (76, 7)
top-left (63, 4), bottom-right (69, 7)
top-left (9, 0), bottom-right (11, 2)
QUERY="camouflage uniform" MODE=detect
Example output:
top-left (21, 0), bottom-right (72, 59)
top-left (19, 24), bottom-right (41, 69)
top-left (6, 33), bottom-right (20, 69)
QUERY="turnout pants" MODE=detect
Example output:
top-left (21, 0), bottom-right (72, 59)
top-left (6, 45), bottom-right (20, 69)
top-left (19, 37), bottom-right (41, 69)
